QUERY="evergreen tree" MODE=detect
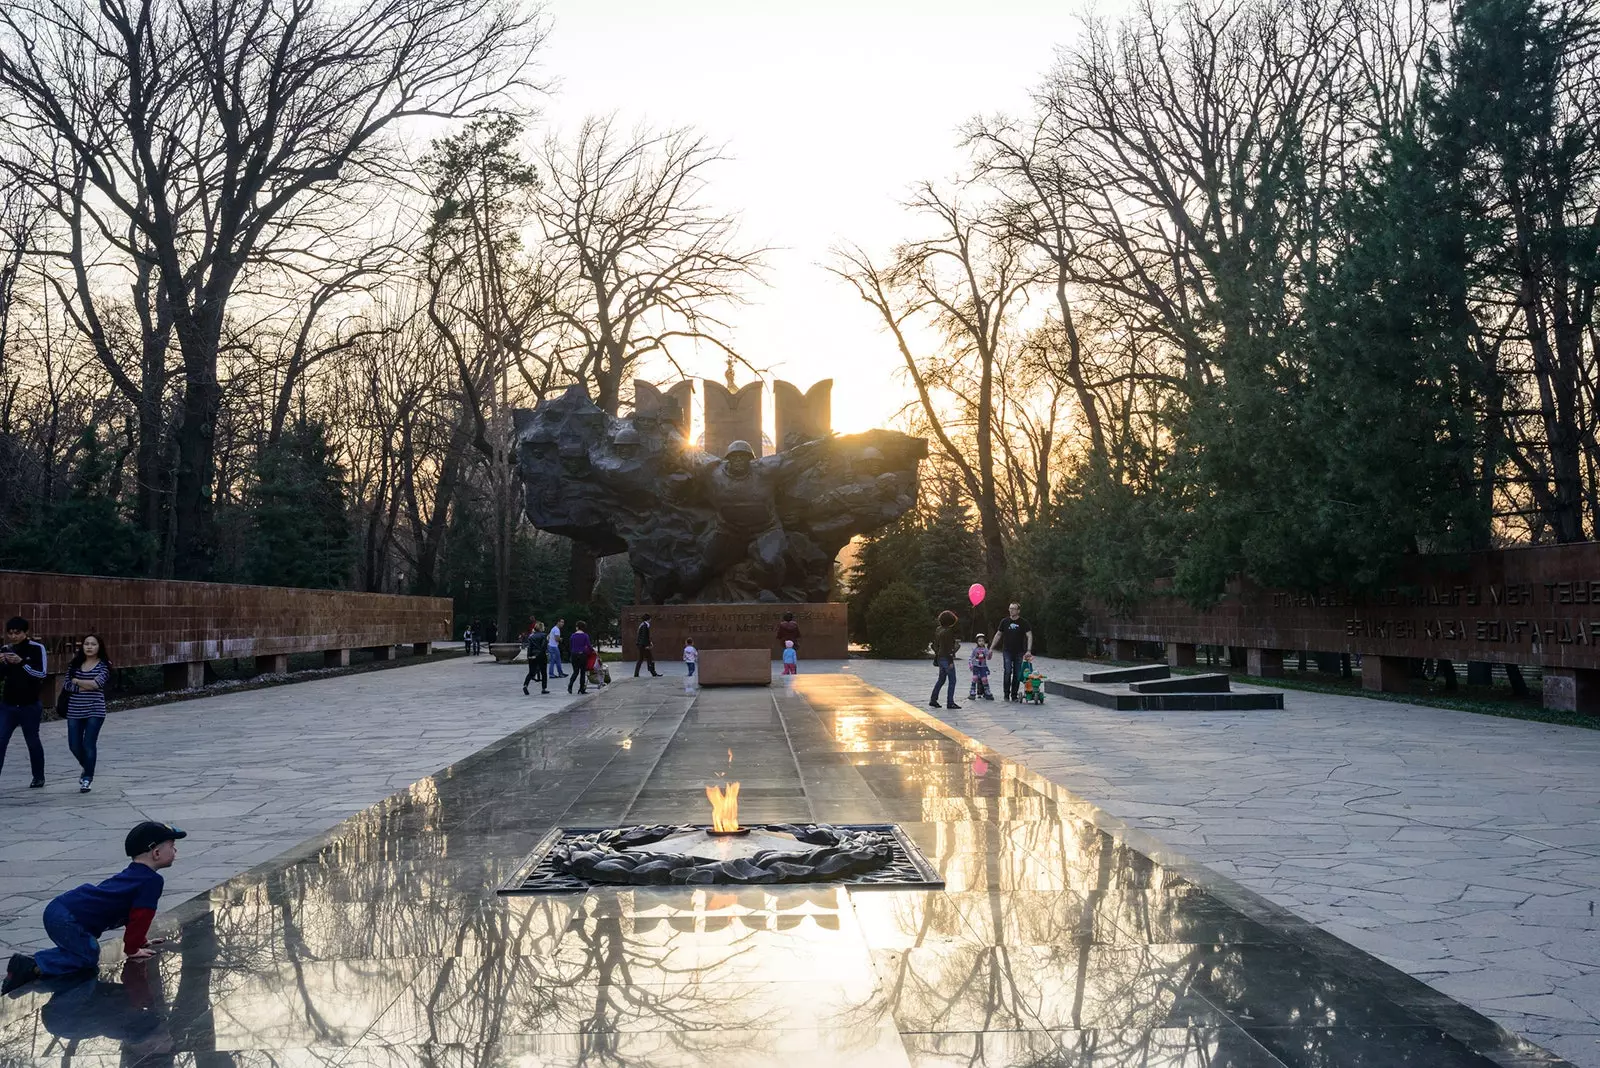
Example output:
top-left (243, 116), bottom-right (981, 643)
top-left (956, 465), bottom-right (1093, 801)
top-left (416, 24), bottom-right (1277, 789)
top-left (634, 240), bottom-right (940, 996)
top-left (246, 419), bottom-right (352, 589)
top-left (865, 580), bottom-right (933, 658)
top-left (911, 501), bottom-right (983, 624)
top-left (0, 428), bottom-right (154, 577)
top-left (846, 517), bottom-right (922, 643)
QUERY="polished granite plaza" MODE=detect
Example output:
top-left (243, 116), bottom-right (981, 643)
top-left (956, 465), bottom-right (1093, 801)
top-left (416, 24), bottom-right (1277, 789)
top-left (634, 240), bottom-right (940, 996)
top-left (0, 674), bottom-right (1574, 1067)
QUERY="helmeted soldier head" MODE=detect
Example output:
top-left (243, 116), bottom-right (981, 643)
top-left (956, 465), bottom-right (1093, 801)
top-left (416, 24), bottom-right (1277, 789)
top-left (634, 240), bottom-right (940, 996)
top-left (858, 445), bottom-right (885, 477)
top-left (724, 440), bottom-right (755, 477)
top-left (613, 426), bottom-right (641, 457)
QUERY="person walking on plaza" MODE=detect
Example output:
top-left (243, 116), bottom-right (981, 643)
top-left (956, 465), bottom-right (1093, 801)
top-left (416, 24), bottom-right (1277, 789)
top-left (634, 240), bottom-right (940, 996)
top-left (775, 612), bottom-right (801, 654)
top-left (781, 640), bottom-right (798, 675)
top-left (3, 821), bottom-right (185, 992)
top-left (683, 637), bottom-right (698, 692)
top-left (634, 614), bottom-right (660, 677)
top-left (567, 622), bottom-right (593, 695)
top-left (929, 610), bottom-right (962, 710)
top-left (993, 602), bottom-right (1033, 702)
top-left (462, 626), bottom-right (475, 656)
top-left (0, 615), bottom-right (48, 788)
top-left (523, 621), bottom-right (548, 695)
top-left (64, 634), bottom-right (111, 792)
top-left (547, 619), bottom-right (565, 677)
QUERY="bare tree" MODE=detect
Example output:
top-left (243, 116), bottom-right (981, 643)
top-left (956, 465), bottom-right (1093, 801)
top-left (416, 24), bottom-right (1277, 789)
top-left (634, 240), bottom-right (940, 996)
top-left (534, 114), bottom-right (765, 597)
top-left (0, 0), bottom-right (546, 576)
top-left (833, 185), bottom-right (1037, 596)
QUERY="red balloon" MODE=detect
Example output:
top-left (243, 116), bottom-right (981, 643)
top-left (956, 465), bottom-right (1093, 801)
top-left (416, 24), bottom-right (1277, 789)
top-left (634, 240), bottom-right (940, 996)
top-left (968, 583), bottom-right (986, 606)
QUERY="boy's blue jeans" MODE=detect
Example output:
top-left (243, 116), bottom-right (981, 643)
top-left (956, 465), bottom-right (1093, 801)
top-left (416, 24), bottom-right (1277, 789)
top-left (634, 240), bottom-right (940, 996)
top-left (34, 899), bottom-right (101, 976)
top-left (548, 646), bottom-right (565, 676)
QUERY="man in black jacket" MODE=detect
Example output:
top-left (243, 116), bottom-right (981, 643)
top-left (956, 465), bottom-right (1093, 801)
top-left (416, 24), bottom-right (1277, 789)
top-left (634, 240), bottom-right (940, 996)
top-left (634, 614), bottom-right (660, 677)
top-left (0, 616), bottom-right (48, 787)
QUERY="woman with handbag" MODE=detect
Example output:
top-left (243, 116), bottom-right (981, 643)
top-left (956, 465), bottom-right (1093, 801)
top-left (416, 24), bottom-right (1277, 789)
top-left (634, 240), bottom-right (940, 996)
top-left (567, 622), bottom-right (592, 696)
top-left (62, 634), bottom-right (110, 793)
top-left (929, 611), bottom-right (961, 710)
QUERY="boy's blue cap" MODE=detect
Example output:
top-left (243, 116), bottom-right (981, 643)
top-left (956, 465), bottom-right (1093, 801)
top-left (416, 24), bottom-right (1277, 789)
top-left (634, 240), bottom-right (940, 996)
top-left (125, 821), bottom-right (186, 857)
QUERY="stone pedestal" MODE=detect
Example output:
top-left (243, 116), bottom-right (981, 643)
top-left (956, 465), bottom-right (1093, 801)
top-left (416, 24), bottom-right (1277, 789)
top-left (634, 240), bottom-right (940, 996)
top-left (256, 654), bottom-right (290, 676)
top-left (697, 648), bottom-right (771, 686)
top-left (1166, 642), bottom-right (1197, 668)
top-left (324, 649), bottom-right (350, 668)
top-left (1109, 639), bottom-right (1140, 661)
top-left (1227, 646), bottom-right (1247, 670)
top-left (1247, 648), bottom-right (1284, 678)
top-left (622, 603), bottom-right (848, 662)
top-left (1543, 667), bottom-right (1600, 714)
top-left (164, 661), bottom-right (204, 691)
top-left (1362, 655), bottom-right (1409, 693)
top-left (369, 645), bottom-right (397, 661)
top-left (413, 642), bottom-right (433, 657)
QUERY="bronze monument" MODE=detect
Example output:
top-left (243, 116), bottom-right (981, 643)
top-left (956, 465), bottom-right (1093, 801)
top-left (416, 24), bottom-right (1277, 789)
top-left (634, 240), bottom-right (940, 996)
top-left (513, 382), bottom-right (926, 606)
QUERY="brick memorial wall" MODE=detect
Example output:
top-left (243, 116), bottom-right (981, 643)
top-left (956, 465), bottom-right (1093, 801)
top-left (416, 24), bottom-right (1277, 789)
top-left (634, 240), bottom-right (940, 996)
top-left (621, 603), bottom-right (848, 663)
top-left (1, 570), bottom-right (452, 691)
top-left (1084, 542), bottom-right (1600, 712)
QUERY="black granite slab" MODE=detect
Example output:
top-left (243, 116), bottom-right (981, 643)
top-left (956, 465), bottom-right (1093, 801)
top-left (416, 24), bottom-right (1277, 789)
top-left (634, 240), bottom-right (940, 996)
top-left (0, 674), bottom-right (1571, 1068)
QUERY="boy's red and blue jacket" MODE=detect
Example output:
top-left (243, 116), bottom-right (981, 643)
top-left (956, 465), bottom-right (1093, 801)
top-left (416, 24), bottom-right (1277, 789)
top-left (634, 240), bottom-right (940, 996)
top-left (54, 864), bottom-right (163, 953)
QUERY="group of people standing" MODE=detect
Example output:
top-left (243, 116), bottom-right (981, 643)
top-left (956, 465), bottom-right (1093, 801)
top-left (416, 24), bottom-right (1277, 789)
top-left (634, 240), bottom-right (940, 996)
top-left (517, 618), bottom-right (602, 696)
top-left (0, 616), bottom-right (113, 793)
top-left (504, 610), bottom-right (809, 698)
top-left (931, 601), bottom-right (1034, 710)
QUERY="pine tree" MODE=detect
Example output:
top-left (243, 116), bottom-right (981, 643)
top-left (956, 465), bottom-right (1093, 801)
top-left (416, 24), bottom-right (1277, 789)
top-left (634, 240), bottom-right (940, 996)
top-left (246, 420), bottom-right (352, 589)
top-left (911, 501), bottom-right (984, 626)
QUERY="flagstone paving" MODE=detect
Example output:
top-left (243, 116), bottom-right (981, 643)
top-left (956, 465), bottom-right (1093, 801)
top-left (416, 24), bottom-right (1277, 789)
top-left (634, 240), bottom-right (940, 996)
top-left (0, 671), bottom-right (1566, 1068)
top-left (848, 655), bottom-right (1600, 1067)
top-left (0, 654), bottom-right (584, 953)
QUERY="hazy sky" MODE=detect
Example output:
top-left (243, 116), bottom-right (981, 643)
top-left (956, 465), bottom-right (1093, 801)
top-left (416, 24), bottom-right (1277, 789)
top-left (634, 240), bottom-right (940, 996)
top-left (536, 0), bottom-right (1082, 436)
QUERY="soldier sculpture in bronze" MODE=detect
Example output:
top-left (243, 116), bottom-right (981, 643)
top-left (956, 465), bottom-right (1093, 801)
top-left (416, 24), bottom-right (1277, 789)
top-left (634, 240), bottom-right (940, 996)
top-left (513, 385), bottom-right (926, 603)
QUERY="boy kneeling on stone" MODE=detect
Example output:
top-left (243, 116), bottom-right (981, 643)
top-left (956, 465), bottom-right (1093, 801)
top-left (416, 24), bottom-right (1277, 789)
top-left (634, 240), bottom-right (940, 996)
top-left (4, 821), bottom-right (185, 992)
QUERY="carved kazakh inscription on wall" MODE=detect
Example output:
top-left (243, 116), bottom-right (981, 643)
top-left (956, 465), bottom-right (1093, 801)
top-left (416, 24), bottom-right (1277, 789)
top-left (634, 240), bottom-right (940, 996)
top-left (1087, 543), bottom-right (1600, 669)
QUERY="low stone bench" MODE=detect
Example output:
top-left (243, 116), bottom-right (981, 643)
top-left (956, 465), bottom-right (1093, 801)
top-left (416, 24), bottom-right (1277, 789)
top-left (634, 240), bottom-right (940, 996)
top-left (698, 648), bottom-right (771, 686)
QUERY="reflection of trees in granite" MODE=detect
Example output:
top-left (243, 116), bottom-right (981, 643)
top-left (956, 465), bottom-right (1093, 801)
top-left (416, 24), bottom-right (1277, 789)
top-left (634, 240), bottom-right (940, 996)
top-left (387, 889), bottom-right (893, 1068)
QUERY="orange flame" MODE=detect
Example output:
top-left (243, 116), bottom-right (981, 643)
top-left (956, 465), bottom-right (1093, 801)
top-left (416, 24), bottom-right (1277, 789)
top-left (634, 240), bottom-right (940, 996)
top-left (705, 781), bottom-right (741, 832)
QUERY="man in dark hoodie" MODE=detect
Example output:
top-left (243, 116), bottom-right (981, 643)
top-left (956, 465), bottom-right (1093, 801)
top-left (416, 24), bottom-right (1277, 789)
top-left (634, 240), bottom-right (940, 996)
top-left (0, 615), bottom-right (48, 788)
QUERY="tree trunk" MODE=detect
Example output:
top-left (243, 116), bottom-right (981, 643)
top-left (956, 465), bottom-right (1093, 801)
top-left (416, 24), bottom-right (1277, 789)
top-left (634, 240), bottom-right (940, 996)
top-left (569, 541), bottom-right (597, 604)
top-left (170, 363), bottom-right (221, 579)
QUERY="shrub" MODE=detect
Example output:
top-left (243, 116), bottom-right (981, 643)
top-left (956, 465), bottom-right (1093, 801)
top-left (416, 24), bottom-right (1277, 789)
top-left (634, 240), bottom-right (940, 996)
top-left (866, 580), bottom-right (933, 659)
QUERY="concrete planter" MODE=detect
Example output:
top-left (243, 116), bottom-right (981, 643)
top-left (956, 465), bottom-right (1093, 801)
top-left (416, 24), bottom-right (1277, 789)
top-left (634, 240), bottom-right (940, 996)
top-left (488, 643), bottom-right (522, 664)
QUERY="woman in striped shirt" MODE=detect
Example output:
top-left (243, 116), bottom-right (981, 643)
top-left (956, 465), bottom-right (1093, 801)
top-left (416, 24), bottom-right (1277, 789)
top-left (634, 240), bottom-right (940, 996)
top-left (64, 635), bottom-right (110, 793)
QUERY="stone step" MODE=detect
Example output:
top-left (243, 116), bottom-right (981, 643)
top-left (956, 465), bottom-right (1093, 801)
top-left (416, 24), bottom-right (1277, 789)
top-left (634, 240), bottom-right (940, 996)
top-left (1044, 679), bottom-right (1284, 711)
top-left (1081, 664), bottom-right (1171, 684)
top-left (1130, 672), bottom-right (1231, 694)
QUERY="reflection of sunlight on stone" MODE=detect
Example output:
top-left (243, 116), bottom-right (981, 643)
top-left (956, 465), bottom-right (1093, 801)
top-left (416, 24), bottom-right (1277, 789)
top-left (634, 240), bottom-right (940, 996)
top-left (831, 711), bottom-right (870, 749)
top-left (405, 775), bottom-right (440, 809)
